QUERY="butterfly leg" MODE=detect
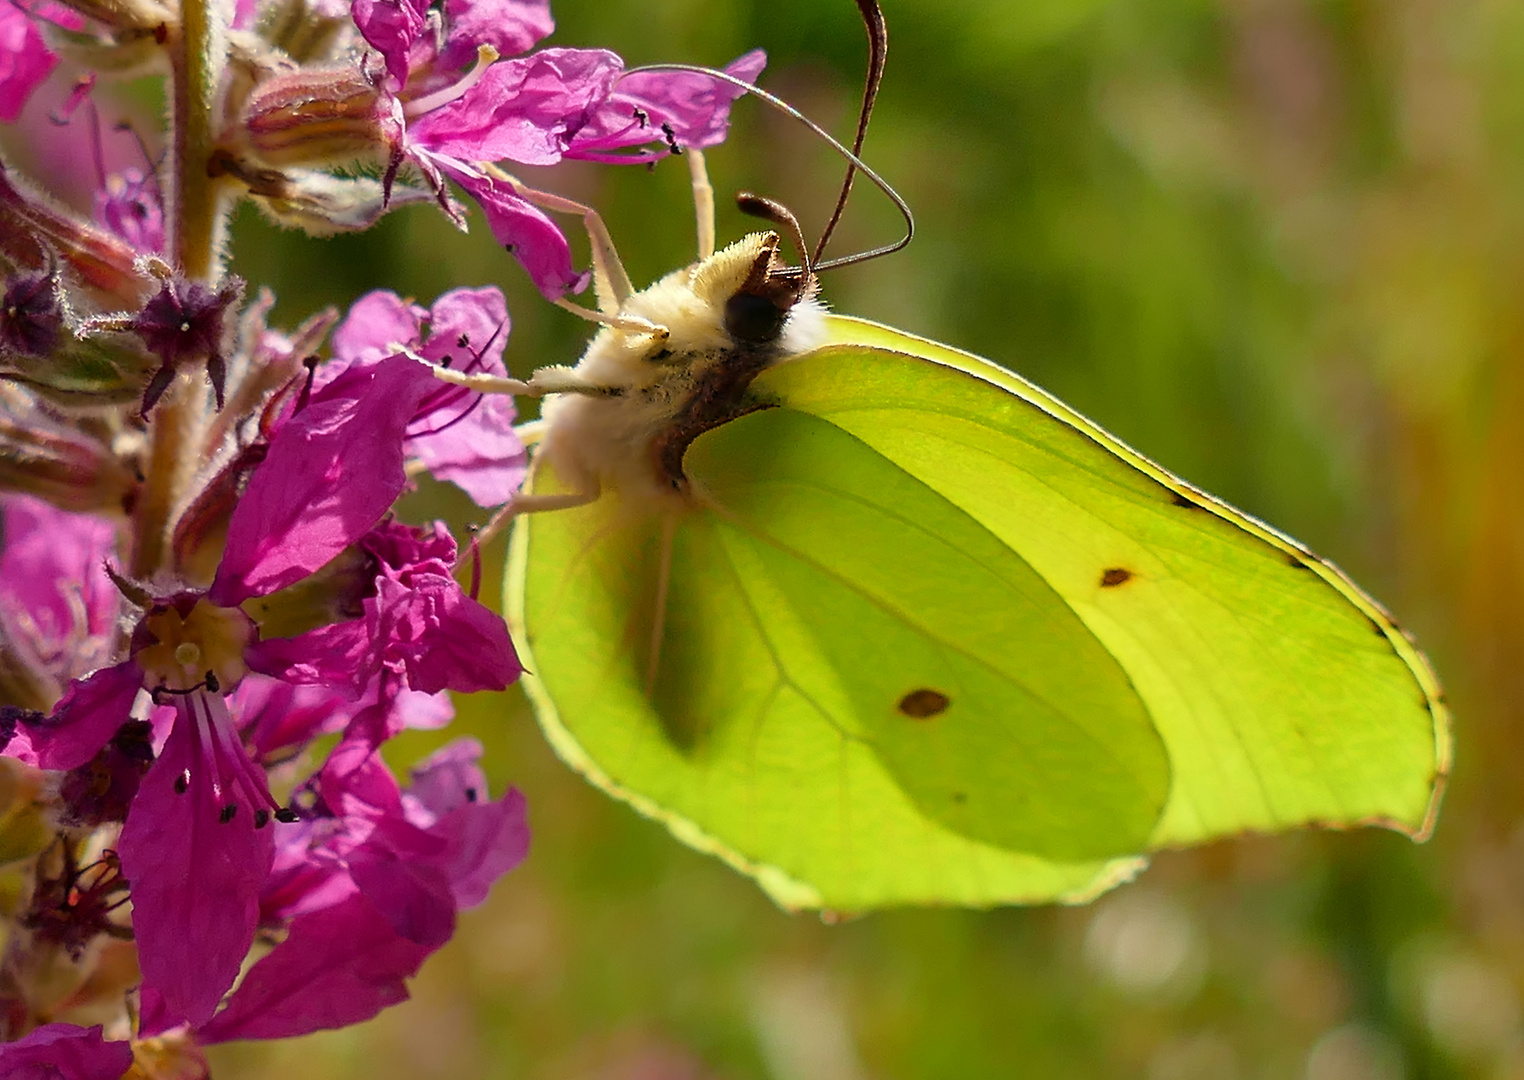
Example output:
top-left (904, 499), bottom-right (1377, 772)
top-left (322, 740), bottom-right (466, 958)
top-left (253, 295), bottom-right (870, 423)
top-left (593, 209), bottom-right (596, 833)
top-left (482, 164), bottom-right (633, 312)
top-left (688, 148), bottom-right (715, 261)
top-left (458, 481), bottom-right (602, 564)
top-left (432, 365), bottom-right (623, 398)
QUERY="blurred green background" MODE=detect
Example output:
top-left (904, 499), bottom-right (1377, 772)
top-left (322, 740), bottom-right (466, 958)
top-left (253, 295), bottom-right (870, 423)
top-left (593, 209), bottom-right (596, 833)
top-left (204, 0), bottom-right (1524, 1075)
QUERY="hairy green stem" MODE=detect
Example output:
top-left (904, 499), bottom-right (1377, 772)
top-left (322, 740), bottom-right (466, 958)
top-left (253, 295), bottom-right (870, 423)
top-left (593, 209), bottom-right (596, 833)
top-left (132, 0), bottom-right (225, 576)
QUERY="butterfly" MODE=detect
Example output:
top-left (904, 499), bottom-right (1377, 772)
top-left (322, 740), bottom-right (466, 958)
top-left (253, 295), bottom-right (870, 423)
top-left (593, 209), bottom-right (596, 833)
top-left (446, 2), bottom-right (1450, 911)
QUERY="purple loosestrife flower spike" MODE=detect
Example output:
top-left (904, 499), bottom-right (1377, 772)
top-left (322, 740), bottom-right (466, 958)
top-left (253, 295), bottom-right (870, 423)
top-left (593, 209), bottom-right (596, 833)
top-left (7, 349), bottom-right (518, 1024)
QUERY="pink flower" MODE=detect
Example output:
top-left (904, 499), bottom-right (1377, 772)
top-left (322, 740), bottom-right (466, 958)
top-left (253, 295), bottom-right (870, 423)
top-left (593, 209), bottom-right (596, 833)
top-left (0, 3), bottom-right (62, 124)
top-left (330, 287), bottom-right (525, 506)
top-left (93, 167), bottom-right (165, 254)
top-left (0, 495), bottom-right (120, 708)
top-left (343, 0), bottom-right (763, 297)
top-left (8, 354), bottom-right (518, 1025)
top-left (140, 738), bottom-right (528, 1044)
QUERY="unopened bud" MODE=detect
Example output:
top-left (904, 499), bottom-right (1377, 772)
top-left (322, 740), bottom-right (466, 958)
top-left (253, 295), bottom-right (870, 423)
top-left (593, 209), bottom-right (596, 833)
top-left (0, 160), bottom-right (154, 312)
top-left (44, 0), bottom-right (173, 37)
top-left (0, 385), bottom-right (137, 514)
top-left (0, 269), bottom-right (159, 406)
top-left (238, 66), bottom-right (398, 170)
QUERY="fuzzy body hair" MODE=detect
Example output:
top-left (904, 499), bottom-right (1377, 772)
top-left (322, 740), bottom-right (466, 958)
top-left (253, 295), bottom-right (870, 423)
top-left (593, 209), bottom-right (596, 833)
top-left (536, 232), bottom-right (827, 511)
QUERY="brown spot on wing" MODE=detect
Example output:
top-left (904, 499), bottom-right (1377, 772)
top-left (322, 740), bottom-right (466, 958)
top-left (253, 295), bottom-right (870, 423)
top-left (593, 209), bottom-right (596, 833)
top-left (897, 688), bottom-right (950, 719)
top-left (1100, 567), bottom-right (1133, 588)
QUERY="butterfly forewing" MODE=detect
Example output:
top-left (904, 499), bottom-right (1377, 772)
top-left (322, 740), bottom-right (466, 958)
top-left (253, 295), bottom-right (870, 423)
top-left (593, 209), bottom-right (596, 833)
top-left (767, 316), bottom-right (1448, 846)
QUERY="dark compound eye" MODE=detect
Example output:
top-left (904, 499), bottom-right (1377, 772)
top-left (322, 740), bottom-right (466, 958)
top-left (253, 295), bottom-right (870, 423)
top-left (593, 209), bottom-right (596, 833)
top-left (725, 292), bottom-right (788, 344)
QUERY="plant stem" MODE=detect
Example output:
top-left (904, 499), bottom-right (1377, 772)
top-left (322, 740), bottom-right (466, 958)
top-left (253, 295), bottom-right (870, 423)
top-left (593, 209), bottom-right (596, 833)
top-left (131, 0), bottom-right (225, 576)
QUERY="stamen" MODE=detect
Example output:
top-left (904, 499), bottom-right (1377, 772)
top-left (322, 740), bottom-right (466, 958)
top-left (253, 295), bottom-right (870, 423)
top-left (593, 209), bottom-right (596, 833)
top-left (202, 692), bottom-right (281, 816)
top-left (404, 44), bottom-right (499, 118)
top-left (190, 693), bottom-right (225, 803)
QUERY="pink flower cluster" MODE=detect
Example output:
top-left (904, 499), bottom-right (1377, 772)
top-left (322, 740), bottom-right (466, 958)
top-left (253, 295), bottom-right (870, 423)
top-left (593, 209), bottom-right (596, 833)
top-left (0, 0), bottom-right (762, 1071)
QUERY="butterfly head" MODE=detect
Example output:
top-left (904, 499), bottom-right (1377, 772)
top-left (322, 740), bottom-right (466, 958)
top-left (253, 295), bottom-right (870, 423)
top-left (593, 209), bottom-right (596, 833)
top-left (610, 229), bottom-right (826, 371)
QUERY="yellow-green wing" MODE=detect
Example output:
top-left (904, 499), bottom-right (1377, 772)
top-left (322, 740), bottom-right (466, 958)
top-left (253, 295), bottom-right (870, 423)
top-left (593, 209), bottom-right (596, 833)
top-left (506, 315), bottom-right (1447, 910)
top-left (806, 314), bottom-right (1449, 847)
top-left (508, 415), bottom-right (1164, 908)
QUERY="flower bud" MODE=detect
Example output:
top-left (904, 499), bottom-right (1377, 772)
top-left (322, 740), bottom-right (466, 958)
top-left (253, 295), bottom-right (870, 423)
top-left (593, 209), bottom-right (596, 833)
top-left (0, 385), bottom-right (138, 514)
top-left (0, 268), bottom-right (159, 407)
top-left (211, 153), bottom-right (427, 235)
top-left (0, 161), bottom-right (154, 312)
top-left (238, 66), bottom-right (398, 170)
top-left (45, 0), bottom-right (173, 37)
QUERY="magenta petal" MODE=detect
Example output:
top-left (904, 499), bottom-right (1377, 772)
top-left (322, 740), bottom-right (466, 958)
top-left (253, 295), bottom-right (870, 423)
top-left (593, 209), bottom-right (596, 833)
top-left (401, 288), bottom-right (525, 504)
top-left (23, 662), bottom-right (143, 770)
top-left (118, 715), bottom-right (275, 1027)
top-left (568, 50), bottom-right (767, 162)
top-left (433, 162), bottom-right (587, 298)
top-left (209, 356), bottom-right (438, 606)
top-left (611, 49), bottom-right (766, 150)
top-left (330, 291), bottom-right (426, 367)
top-left (438, 0), bottom-right (553, 69)
top-left (0, 5), bottom-right (59, 124)
top-left (370, 575), bottom-right (522, 694)
top-left (0, 1023), bottom-right (133, 1080)
top-left (234, 675), bottom-right (364, 761)
top-left (246, 618), bottom-right (375, 694)
top-left (195, 896), bottom-right (434, 1043)
top-left (411, 391), bottom-right (525, 506)
top-left (417, 287), bottom-right (508, 366)
top-left (348, 843), bottom-right (456, 947)
top-left (352, 0), bottom-right (431, 87)
top-left (410, 48), bottom-right (622, 165)
top-left (0, 495), bottom-right (119, 660)
top-left (434, 787), bottom-right (529, 908)
top-left (403, 737), bottom-right (489, 820)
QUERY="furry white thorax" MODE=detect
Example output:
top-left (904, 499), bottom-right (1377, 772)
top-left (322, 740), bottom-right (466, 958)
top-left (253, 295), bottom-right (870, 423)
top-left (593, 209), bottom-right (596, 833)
top-left (535, 232), bottom-right (828, 510)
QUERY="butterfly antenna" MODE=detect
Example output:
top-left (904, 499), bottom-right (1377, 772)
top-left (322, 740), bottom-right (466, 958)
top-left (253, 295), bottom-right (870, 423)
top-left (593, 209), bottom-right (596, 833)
top-left (735, 192), bottom-right (812, 275)
top-left (625, 47), bottom-right (912, 272)
top-left (812, 0), bottom-right (888, 270)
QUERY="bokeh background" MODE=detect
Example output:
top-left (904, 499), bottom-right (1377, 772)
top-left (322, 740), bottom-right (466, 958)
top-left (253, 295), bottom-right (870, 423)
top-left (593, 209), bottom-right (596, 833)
top-left (32, 0), bottom-right (1524, 1074)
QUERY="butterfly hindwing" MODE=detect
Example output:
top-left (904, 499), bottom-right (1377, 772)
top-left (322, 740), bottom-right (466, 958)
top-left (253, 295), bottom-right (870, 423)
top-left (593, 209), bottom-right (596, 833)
top-left (510, 432), bottom-right (1161, 908)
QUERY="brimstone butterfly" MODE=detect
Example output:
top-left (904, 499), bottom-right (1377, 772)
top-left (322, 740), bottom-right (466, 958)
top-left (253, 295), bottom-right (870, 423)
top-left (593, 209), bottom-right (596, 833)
top-left (446, 8), bottom-right (1450, 911)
